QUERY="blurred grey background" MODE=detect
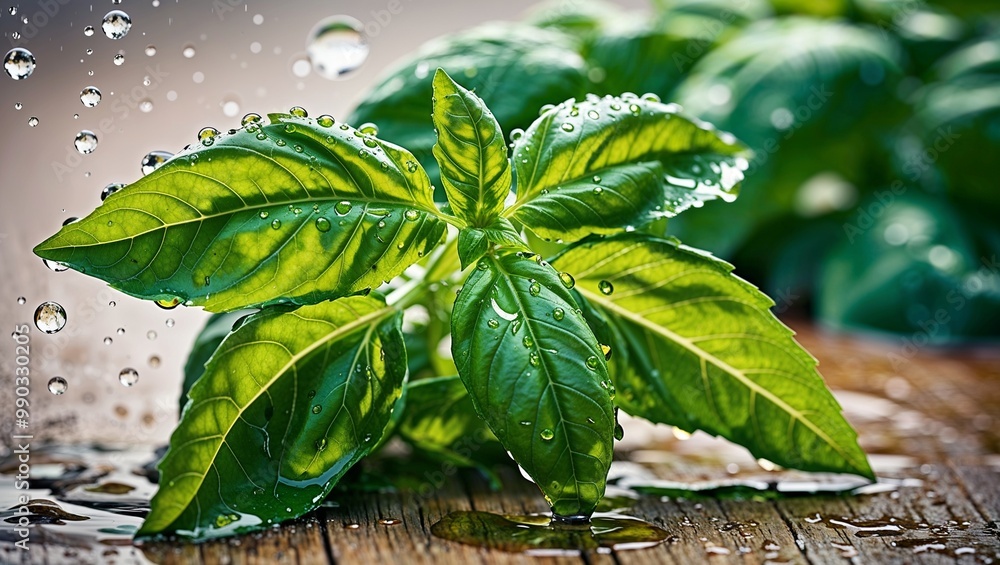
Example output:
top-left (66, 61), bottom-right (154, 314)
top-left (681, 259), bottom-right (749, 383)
top-left (0, 0), bottom-right (644, 450)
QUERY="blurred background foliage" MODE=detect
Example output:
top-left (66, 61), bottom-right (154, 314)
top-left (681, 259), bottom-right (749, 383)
top-left (348, 0), bottom-right (1000, 344)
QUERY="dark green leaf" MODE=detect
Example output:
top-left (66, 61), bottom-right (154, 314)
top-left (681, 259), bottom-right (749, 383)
top-left (137, 296), bottom-right (406, 540)
top-left (553, 234), bottom-right (874, 479)
top-left (431, 69), bottom-right (512, 227)
top-left (505, 94), bottom-right (748, 241)
top-left (457, 217), bottom-right (525, 270)
top-left (347, 24), bottom-right (588, 190)
top-left (179, 310), bottom-right (252, 413)
top-left (398, 376), bottom-right (500, 484)
top-left (451, 252), bottom-right (615, 517)
top-left (34, 114), bottom-right (448, 313)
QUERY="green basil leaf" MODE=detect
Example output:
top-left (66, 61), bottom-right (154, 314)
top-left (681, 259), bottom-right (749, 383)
top-left (457, 217), bottom-right (526, 270)
top-left (398, 376), bottom-right (501, 485)
top-left (179, 310), bottom-right (252, 414)
top-left (553, 234), bottom-right (874, 479)
top-left (451, 252), bottom-right (615, 517)
top-left (34, 114), bottom-right (448, 313)
top-left (347, 23), bottom-right (588, 190)
top-left (137, 296), bottom-right (406, 540)
top-left (431, 69), bottom-right (512, 228)
top-left (506, 94), bottom-right (748, 241)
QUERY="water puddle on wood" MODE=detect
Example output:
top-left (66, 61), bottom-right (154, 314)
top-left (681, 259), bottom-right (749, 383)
top-left (430, 511), bottom-right (670, 555)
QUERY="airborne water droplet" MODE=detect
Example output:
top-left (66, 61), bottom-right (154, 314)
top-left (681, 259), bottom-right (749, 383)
top-left (74, 130), bottom-right (99, 154)
top-left (27, 116), bottom-right (38, 127)
top-left (306, 15), bottom-right (369, 80)
top-left (118, 367), bottom-right (139, 387)
top-left (80, 86), bottom-right (102, 108)
top-left (182, 44), bottom-right (196, 58)
top-left (102, 10), bottom-right (132, 40)
top-left (4, 48), bottom-right (36, 80)
top-left (34, 301), bottom-right (67, 333)
top-left (16, 297), bottom-right (26, 305)
top-left (113, 53), bottom-right (125, 66)
top-left (48, 377), bottom-right (68, 395)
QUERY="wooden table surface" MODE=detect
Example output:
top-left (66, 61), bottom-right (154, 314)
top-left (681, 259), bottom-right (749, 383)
top-left (6, 323), bottom-right (1000, 564)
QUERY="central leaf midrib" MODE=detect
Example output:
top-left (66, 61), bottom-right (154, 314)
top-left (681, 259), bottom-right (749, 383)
top-left (42, 194), bottom-right (442, 252)
top-left (491, 257), bottom-right (584, 498)
top-left (166, 304), bottom-right (395, 526)
top-left (577, 287), bottom-right (860, 471)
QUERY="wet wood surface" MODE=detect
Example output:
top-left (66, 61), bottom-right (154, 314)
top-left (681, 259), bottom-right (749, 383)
top-left (11, 323), bottom-right (1000, 564)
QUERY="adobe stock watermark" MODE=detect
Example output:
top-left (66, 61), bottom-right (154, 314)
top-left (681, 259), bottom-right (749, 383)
top-left (410, 427), bottom-right (496, 504)
top-left (7, 0), bottom-right (74, 48)
top-left (51, 65), bottom-right (170, 182)
top-left (887, 254), bottom-right (999, 371)
top-left (841, 126), bottom-right (960, 243)
top-left (873, 0), bottom-right (926, 41)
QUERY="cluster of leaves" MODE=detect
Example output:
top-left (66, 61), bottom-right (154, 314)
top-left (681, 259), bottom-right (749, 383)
top-left (349, 0), bottom-right (1000, 341)
top-left (35, 68), bottom-right (872, 540)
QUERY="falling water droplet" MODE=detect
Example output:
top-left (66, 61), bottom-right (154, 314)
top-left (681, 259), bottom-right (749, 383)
top-left (48, 377), bottom-right (68, 395)
top-left (118, 367), bottom-right (139, 387)
top-left (80, 86), bottom-right (102, 107)
top-left (165, 318), bottom-right (175, 328)
top-left (140, 151), bottom-right (173, 174)
top-left (148, 355), bottom-right (161, 368)
top-left (102, 10), bottom-right (132, 40)
top-left (306, 15), bottom-right (369, 80)
top-left (182, 44), bottom-right (196, 58)
top-left (4, 48), bottom-right (36, 80)
top-left (113, 53), bottom-right (125, 66)
top-left (84, 26), bottom-right (95, 37)
top-left (34, 302), bottom-right (67, 333)
top-left (74, 130), bottom-right (98, 154)
top-left (16, 297), bottom-right (26, 305)
top-left (27, 116), bottom-right (38, 127)
top-left (145, 45), bottom-right (157, 56)
top-left (147, 330), bottom-right (157, 340)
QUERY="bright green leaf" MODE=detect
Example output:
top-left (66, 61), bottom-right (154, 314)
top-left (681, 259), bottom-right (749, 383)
top-left (554, 234), bottom-right (874, 479)
top-left (34, 114), bottom-right (448, 313)
top-left (451, 252), bottom-right (615, 517)
top-left (432, 69), bottom-right (512, 227)
top-left (505, 94), bottom-right (748, 241)
top-left (137, 296), bottom-right (406, 540)
top-left (179, 310), bottom-right (252, 413)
